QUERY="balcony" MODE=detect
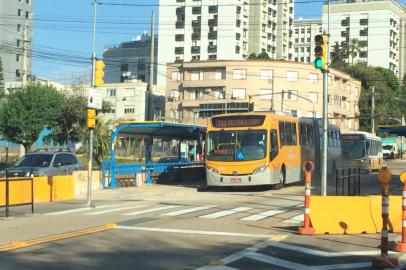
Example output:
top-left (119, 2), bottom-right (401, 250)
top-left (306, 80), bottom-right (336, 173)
top-left (175, 21), bottom-right (185, 29)
top-left (191, 46), bottom-right (200, 54)
top-left (191, 33), bottom-right (201, 40)
top-left (208, 5), bottom-right (218, 13)
top-left (360, 29), bottom-right (368, 36)
top-left (192, 6), bottom-right (201, 14)
top-left (341, 31), bottom-right (348, 37)
top-left (341, 19), bottom-right (349, 27)
top-left (192, 20), bottom-right (201, 27)
top-left (236, 19), bottom-right (241, 27)
top-left (208, 31), bottom-right (217, 39)
top-left (360, 18), bottom-right (368, 25)
top-left (175, 47), bottom-right (184, 54)
top-left (176, 7), bottom-right (185, 15)
top-left (208, 19), bottom-right (218, 27)
top-left (175, 34), bottom-right (184, 41)
top-left (235, 46), bottom-right (240, 54)
top-left (208, 45), bottom-right (217, 53)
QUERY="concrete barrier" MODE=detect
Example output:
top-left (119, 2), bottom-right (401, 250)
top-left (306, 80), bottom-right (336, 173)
top-left (72, 170), bottom-right (101, 198)
top-left (310, 195), bottom-right (402, 234)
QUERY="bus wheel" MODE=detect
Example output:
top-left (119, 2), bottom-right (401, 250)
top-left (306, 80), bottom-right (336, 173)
top-left (275, 166), bottom-right (286, 190)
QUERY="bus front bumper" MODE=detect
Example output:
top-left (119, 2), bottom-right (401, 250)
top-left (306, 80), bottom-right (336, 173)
top-left (206, 168), bottom-right (272, 186)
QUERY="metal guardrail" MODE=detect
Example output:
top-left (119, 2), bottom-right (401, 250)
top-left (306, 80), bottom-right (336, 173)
top-left (0, 171), bottom-right (34, 217)
top-left (335, 167), bottom-right (361, 196)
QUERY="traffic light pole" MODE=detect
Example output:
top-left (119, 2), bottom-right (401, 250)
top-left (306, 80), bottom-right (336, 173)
top-left (321, 70), bottom-right (328, 196)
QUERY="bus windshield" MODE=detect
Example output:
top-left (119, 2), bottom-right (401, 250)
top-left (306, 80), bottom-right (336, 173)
top-left (207, 130), bottom-right (267, 161)
top-left (342, 141), bottom-right (365, 159)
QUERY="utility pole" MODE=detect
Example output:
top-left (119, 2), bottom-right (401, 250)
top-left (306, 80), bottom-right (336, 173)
top-left (281, 90), bottom-right (284, 112)
top-left (146, 12), bottom-right (155, 121)
top-left (371, 86), bottom-right (375, 134)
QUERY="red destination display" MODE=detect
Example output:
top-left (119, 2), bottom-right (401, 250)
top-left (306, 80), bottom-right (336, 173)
top-left (212, 115), bottom-right (265, 128)
top-left (341, 134), bottom-right (364, 141)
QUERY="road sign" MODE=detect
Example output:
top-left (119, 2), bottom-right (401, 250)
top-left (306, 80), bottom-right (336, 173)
top-left (87, 87), bottom-right (102, 110)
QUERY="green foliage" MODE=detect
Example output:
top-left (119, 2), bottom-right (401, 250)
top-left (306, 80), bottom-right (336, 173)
top-left (0, 57), bottom-right (4, 92)
top-left (247, 52), bottom-right (270, 60)
top-left (0, 83), bottom-right (65, 152)
top-left (248, 53), bottom-right (257, 59)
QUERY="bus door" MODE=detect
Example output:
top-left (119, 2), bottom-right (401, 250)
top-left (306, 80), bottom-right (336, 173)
top-left (270, 129), bottom-right (280, 183)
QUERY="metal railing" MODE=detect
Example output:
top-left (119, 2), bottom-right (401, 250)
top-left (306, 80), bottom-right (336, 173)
top-left (0, 171), bottom-right (34, 217)
top-left (335, 167), bottom-right (361, 196)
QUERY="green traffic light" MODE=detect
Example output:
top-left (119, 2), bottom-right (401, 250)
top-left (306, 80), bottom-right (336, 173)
top-left (314, 58), bottom-right (323, 69)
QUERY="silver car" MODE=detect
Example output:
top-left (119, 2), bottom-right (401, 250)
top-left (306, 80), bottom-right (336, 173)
top-left (2, 150), bottom-right (84, 177)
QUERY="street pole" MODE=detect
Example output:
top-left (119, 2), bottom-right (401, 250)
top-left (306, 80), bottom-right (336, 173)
top-left (87, 0), bottom-right (97, 207)
top-left (146, 12), bottom-right (155, 121)
top-left (371, 86), bottom-right (375, 134)
top-left (281, 90), bottom-right (284, 112)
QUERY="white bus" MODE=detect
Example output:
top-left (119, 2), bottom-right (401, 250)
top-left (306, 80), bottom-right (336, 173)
top-left (341, 131), bottom-right (383, 172)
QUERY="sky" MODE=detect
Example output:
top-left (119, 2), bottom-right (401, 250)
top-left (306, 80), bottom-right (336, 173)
top-left (32, 0), bottom-right (405, 82)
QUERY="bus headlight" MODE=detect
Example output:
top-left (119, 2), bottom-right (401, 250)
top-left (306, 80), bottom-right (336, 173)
top-left (253, 165), bottom-right (267, 174)
top-left (207, 166), bottom-right (219, 174)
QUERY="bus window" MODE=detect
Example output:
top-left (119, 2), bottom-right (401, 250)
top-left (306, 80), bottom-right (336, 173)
top-left (286, 123), bottom-right (292, 145)
top-left (292, 123), bottom-right (297, 145)
top-left (279, 122), bottom-right (285, 146)
top-left (308, 124), bottom-right (314, 145)
top-left (270, 129), bottom-right (279, 161)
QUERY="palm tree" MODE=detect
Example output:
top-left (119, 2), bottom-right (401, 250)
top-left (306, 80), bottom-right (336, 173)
top-left (342, 39), bottom-right (364, 66)
top-left (80, 116), bottom-right (112, 168)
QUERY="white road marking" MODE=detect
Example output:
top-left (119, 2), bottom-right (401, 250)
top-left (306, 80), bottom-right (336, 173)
top-left (161, 206), bottom-right (217, 216)
top-left (199, 207), bottom-right (252, 219)
top-left (245, 252), bottom-right (313, 270)
top-left (121, 205), bottom-right (179, 216)
top-left (85, 205), bottom-right (149, 215)
top-left (45, 204), bottom-right (120, 215)
top-left (116, 225), bottom-right (272, 238)
top-left (282, 214), bottom-right (304, 223)
top-left (241, 209), bottom-right (287, 221)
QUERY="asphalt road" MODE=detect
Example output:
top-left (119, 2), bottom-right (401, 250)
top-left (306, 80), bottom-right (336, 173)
top-left (0, 159), bottom-right (405, 270)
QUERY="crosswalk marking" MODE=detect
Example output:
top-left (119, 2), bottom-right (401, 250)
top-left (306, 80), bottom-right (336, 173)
top-left (85, 205), bottom-right (149, 216)
top-left (46, 204), bottom-right (120, 216)
top-left (161, 206), bottom-right (217, 216)
top-left (199, 207), bottom-right (252, 219)
top-left (122, 205), bottom-right (180, 216)
top-left (240, 209), bottom-right (287, 221)
top-left (282, 214), bottom-right (304, 223)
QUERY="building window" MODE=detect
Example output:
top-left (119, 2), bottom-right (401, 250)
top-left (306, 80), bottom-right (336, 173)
top-left (260, 69), bottom-right (273, 80)
top-left (191, 89), bottom-right (203, 100)
top-left (286, 71), bottom-right (298, 82)
top-left (215, 69), bottom-right (226, 80)
top-left (232, 88), bottom-right (246, 99)
top-left (25, 11), bottom-right (29, 19)
top-left (259, 89), bottom-right (273, 100)
top-left (308, 73), bottom-right (318, 84)
top-left (171, 71), bottom-right (180, 81)
top-left (191, 70), bottom-right (203, 80)
top-left (124, 107), bottom-right (135, 114)
top-left (108, 89), bottom-right (116, 97)
top-left (232, 69), bottom-right (246, 80)
top-left (18, 9), bottom-right (22, 16)
top-left (214, 88), bottom-right (225, 99)
top-left (17, 24), bottom-right (21, 32)
top-left (308, 92), bottom-right (318, 103)
top-left (17, 39), bottom-right (20, 47)
top-left (284, 90), bottom-right (298, 101)
top-left (16, 69), bottom-right (21, 77)
top-left (16, 54), bottom-right (20, 62)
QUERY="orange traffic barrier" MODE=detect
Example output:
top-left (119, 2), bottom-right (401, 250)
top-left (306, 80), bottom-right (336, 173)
top-left (299, 161), bottom-right (315, 235)
top-left (395, 171), bottom-right (406, 252)
top-left (373, 166), bottom-right (398, 268)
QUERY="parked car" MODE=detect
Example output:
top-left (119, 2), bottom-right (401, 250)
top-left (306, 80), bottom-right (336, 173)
top-left (0, 150), bottom-right (84, 177)
top-left (156, 156), bottom-right (190, 164)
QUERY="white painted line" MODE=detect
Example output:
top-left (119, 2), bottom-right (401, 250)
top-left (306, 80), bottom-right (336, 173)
top-left (116, 225), bottom-right (271, 238)
top-left (245, 252), bottom-right (313, 270)
top-left (85, 205), bottom-right (149, 215)
top-left (282, 214), bottom-right (304, 223)
top-left (121, 205), bottom-right (179, 216)
top-left (240, 209), bottom-right (286, 221)
top-left (161, 206), bottom-right (217, 216)
top-left (313, 262), bottom-right (373, 270)
top-left (45, 204), bottom-right (120, 216)
top-left (199, 207), bottom-right (252, 219)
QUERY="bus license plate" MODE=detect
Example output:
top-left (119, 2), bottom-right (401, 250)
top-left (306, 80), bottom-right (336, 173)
top-left (231, 178), bottom-right (241, 184)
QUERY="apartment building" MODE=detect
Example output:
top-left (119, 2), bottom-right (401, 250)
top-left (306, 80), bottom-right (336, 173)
top-left (322, 0), bottom-right (406, 79)
top-left (293, 18), bottom-right (322, 64)
top-left (157, 0), bottom-right (294, 86)
top-left (166, 60), bottom-right (361, 131)
top-left (103, 33), bottom-right (158, 84)
top-left (0, 0), bottom-right (33, 84)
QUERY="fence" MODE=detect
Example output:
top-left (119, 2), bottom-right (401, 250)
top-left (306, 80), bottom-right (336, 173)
top-left (0, 171), bottom-right (34, 217)
top-left (335, 167), bottom-right (361, 196)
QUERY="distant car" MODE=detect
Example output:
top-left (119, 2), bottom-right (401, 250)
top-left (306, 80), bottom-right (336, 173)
top-left (156, 156), bottom-right (190, 164)
top-left (1, 150), bottom-right (84, 177)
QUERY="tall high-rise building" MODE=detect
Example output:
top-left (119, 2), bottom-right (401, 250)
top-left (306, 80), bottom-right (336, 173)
top-left (293, 18), bottom-right (322, 64)
top-left (0, 0), bottom-right (33, 84)
top-left (322, 0), bottom-right (406, 79)
top-left (157, 0), bottom-right (294, 86)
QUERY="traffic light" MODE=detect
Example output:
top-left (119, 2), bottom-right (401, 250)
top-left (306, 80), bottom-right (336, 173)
top-left (94, 60), bottom-right (105, 87)
top-left (248, 95), bottom-right (254, 112)
top-left (314, 34), bottom-right (328, 70)
top-left (87, 108), bottom-right (96, 129)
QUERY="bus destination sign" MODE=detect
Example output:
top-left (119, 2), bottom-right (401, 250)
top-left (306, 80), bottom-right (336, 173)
top-left (341, 134), bottom-right (364, 141)
top-left (212, 115), bottom-right (265, 128)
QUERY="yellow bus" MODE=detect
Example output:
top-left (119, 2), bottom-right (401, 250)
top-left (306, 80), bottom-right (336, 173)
top-left (341, 131), bottom-right (383, 172)
top-left (206, 112), bottom-right (341, 188)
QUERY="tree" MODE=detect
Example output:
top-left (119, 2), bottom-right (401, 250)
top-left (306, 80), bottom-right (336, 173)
top-left (257, 51), bottom-right (270, 59)
top-left (0, 57), bottom-right (4, 93)
top-left (0, 83), bottom-right (65, 153)
top-left (341, 39), bottom-right (365, 66)
top-left (79, 116), bottom-right (112, 168)
top-left (330, 42), bottom-right (347, 71)
top-left (248, 53), bottom-right (257, 59)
